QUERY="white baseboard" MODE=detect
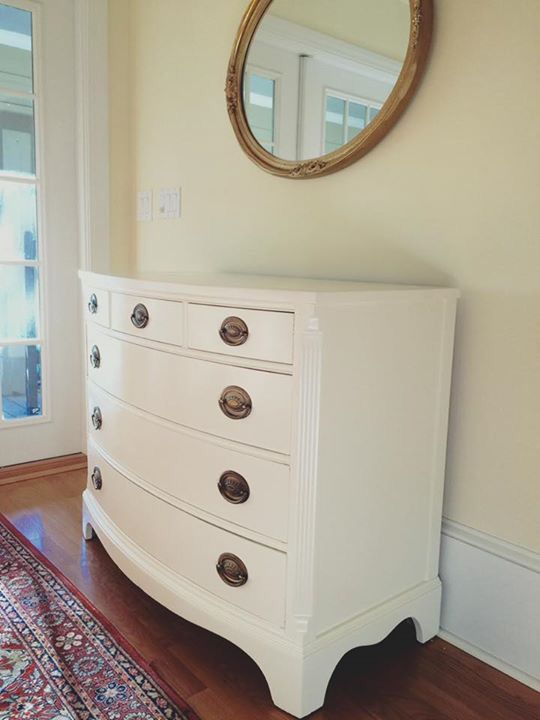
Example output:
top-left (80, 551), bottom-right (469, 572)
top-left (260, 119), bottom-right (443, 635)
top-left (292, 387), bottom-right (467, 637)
top-left (439, 519), bottom-right (540, 691)
top-left (438, 630), bottom-right (539, 691)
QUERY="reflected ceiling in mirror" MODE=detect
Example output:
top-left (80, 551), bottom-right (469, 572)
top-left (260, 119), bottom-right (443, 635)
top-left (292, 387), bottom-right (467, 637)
top-left (227, 0), bottom-right (433, 178)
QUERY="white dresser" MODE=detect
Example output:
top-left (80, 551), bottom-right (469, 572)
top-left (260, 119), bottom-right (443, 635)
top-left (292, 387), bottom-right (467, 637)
top-left (80, 271), bottom-right (458, 718)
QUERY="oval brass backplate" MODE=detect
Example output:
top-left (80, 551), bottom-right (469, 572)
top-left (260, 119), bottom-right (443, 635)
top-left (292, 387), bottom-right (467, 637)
top-left (216, 553), bottom-right (249, 587)
top-left (218, 471), bottom-right (250, 504)
top-left (91, 466), bottom-right (103, 491)
top-left (90, 345), bottom-right (101, 369)
top-left (91, 406), bottom-right (102, 430)
top-left (219, 386), bottom-right (252, 420)
top-left (131, 303), bottom-right (149, 329)
top-left (88, 293), bottom-right (98, 314)
top-left (219, 316), bottom-right (249, 346)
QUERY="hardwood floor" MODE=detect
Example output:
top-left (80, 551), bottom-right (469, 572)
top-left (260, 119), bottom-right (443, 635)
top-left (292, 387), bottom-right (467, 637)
top-left (0, 452), bottom-right (87, 486)
top-left (0, 470), bottom-right (538, 720)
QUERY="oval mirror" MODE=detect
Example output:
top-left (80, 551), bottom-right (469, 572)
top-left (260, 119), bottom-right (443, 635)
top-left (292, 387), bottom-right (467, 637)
top-left (226, 0), bottom-right (432, 178)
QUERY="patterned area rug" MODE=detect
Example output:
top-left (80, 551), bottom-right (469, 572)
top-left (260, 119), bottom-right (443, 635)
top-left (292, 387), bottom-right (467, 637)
top-left (0, 514), bottom-right (199, 720)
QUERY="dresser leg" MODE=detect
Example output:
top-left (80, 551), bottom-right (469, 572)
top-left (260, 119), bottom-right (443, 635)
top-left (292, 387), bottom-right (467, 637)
top-left (82, 495), bottom-right (96, 541)
top-left (411, 581), bottom-right (442, 643)
top-left (411, 609), bottom-right (440, 644)
top-left (262, 654), bottom-right (336, 719)
top-left (82, 519), bottom-right (95, 541)
top-left (262, 582), bottom-right (443, 716)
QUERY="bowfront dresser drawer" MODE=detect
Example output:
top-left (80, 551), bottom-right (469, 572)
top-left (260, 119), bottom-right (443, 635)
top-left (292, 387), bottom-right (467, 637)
top-left (110, 292), bottom-right (184, 345)
top-left (87, 384), bottom-right (290, 541)
top-left (188, 304), bottom-right (294, 364)
top-left (84, 287), bottom-right (110, 328)
top-left (87, 329), bottom-right (293, 453)
top-left (87, 447), bottom-right (287, 626)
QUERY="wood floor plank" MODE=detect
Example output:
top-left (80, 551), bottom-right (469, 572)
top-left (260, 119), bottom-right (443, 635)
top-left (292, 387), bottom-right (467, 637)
top-left (0, 470), bottom-right (538, 720)
top-left (150, 651), bottom-right (207, 701)
top-left (0, 453), bottom-right (87, 486)
top-left (188, 688), bottom-right (238, 720)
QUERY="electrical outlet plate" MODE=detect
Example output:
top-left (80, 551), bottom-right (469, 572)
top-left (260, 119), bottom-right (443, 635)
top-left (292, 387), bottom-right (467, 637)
top-left (158, 188), bottom-right (181, 219)
top-left (137, 191), bottom-right (152, 222)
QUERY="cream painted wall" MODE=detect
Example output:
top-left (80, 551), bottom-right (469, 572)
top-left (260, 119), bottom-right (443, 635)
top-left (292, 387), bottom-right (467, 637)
top-left (270, 0), bottom-right (410, 60)
top-left (108, 0), bottom-right (133, 272)
top-left (108, 0), bottom-right (540, 553)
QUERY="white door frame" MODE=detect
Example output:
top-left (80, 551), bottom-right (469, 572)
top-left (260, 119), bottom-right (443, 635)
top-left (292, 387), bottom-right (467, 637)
top-left (0, 0), bottom-right (97, 464)
top-left (75, 0), bottom-right (110, 456)
top-left (75, 0), bottom-right (110, 275)
top-left (0, 1), bottom-right (110, 464)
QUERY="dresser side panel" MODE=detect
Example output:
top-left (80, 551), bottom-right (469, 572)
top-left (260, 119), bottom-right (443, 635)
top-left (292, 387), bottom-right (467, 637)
top-left (313, 297), bottom-right (457, 635)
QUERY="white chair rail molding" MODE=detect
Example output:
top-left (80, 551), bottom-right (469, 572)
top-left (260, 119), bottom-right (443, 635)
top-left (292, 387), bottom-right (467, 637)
top-left (80, 270), bottom-right (458, 718)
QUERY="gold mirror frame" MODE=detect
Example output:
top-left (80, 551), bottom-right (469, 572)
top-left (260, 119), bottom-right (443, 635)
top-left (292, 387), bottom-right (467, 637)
top-left (226, 0), bottom-right (433, 179)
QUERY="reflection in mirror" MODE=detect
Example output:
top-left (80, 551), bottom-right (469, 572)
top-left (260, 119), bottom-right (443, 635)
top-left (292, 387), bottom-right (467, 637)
top-left (244, 0), bottom-right (410, 162)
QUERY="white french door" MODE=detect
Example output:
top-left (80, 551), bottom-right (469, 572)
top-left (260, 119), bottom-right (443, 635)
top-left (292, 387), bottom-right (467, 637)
top-left (0, 0), bottom-right (82, 466)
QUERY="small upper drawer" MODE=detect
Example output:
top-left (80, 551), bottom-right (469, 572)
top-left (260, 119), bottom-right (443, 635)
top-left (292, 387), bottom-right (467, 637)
top-left (188, 304), bottom-right (294, 364)
top-left (84, 287), bottom-right (110, 328)
top-left (110, 293), bottom-right (184, 345)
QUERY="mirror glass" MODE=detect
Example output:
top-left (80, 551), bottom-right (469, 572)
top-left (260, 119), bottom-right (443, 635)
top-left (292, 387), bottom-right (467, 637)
top-left (243, 0), bottom-right (411, 162)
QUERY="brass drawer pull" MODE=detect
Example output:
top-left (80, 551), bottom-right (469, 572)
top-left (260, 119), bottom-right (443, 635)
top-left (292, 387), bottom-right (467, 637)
top-left (218, 471), bottom-right (250, 504)
top-left (219, 386), bottom-right (252, 420)
top-left (88, 293), bottom-right (98, 315)
top-left (131, 303), bottom-right (149, 329)
top-left (91, 466), bottom-right (103, 491)
top-left (216, 553), bottom-right (248, 587)
top-left (90, 345), bottom-right (101, 369)
top-left (219, 316), bottom-right (249, 346)
top-left (91, 406), bottom-right (102, 430)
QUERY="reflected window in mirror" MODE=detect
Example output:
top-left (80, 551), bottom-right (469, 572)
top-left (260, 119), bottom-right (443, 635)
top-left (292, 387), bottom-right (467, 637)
top-left (324, 92), bottom-right (382, 155)
top-left (244, 69), bottom-right (278, 155)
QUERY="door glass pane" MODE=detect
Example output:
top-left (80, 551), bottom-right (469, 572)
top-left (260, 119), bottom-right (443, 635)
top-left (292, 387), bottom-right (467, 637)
top-left (347, 102), bottom-right (367, 142)
top-left (245, 73), bottom-right (275, 148)
top-left (0, 4), bottom-right (33, 93)
top-left (0, 4), bottom-right (43, 430)
top-left (368, 106), bottom-right (380, 122)
top-left (0, 264), bottom-right (39, 339)
top-left (325, 95), bottom-right (345, 154)
top-left (1, 344), bottom-right (41, 419)
top-left (0, 180), bottom-right (37, 259)
top-left (0, 94), bottom-right (35, 174)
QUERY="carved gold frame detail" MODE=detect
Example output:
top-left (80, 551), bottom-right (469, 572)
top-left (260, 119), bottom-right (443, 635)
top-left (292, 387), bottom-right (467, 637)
top-left (226, 0), bottom-right (433, 179)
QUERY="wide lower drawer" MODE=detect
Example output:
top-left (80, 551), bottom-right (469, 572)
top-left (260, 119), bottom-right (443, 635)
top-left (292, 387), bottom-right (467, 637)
top-left (188, 304), bottom-right (294, 364)
top-left (88, 384), bottom-right (290, 542)
top-left (83, 286), bottom-right (110, 328)
top-left (87, 447), bottom-right (287, 626)
top-left (110, 292), bottom-right (184, 346)
top-left (87, 329), bottom-right (293, 454)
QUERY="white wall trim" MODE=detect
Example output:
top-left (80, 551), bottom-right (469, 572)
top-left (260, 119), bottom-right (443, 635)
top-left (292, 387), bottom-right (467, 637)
top-left (255, 15), bottom-right (401, 85)
top-left (442, 518), bottom-right (540, 572)
top-left (439, 519), bottom-right (540, 690)
top-left (439, 629), bottom-right (539, 691)
top-left (75, 0), bottom-right (110, 273)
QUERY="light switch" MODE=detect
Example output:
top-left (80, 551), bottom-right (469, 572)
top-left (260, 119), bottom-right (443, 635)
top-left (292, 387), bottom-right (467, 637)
top-left (137, 191), bottom-right (152, 222)
top-left (158, 188), bottom-right (181, 219)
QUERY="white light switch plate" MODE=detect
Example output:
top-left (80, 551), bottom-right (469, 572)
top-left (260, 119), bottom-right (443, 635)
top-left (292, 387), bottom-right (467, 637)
top-left (158, 188), bottom-right (181, 219)
top-left (137, 191), bottom-right (152, 222)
